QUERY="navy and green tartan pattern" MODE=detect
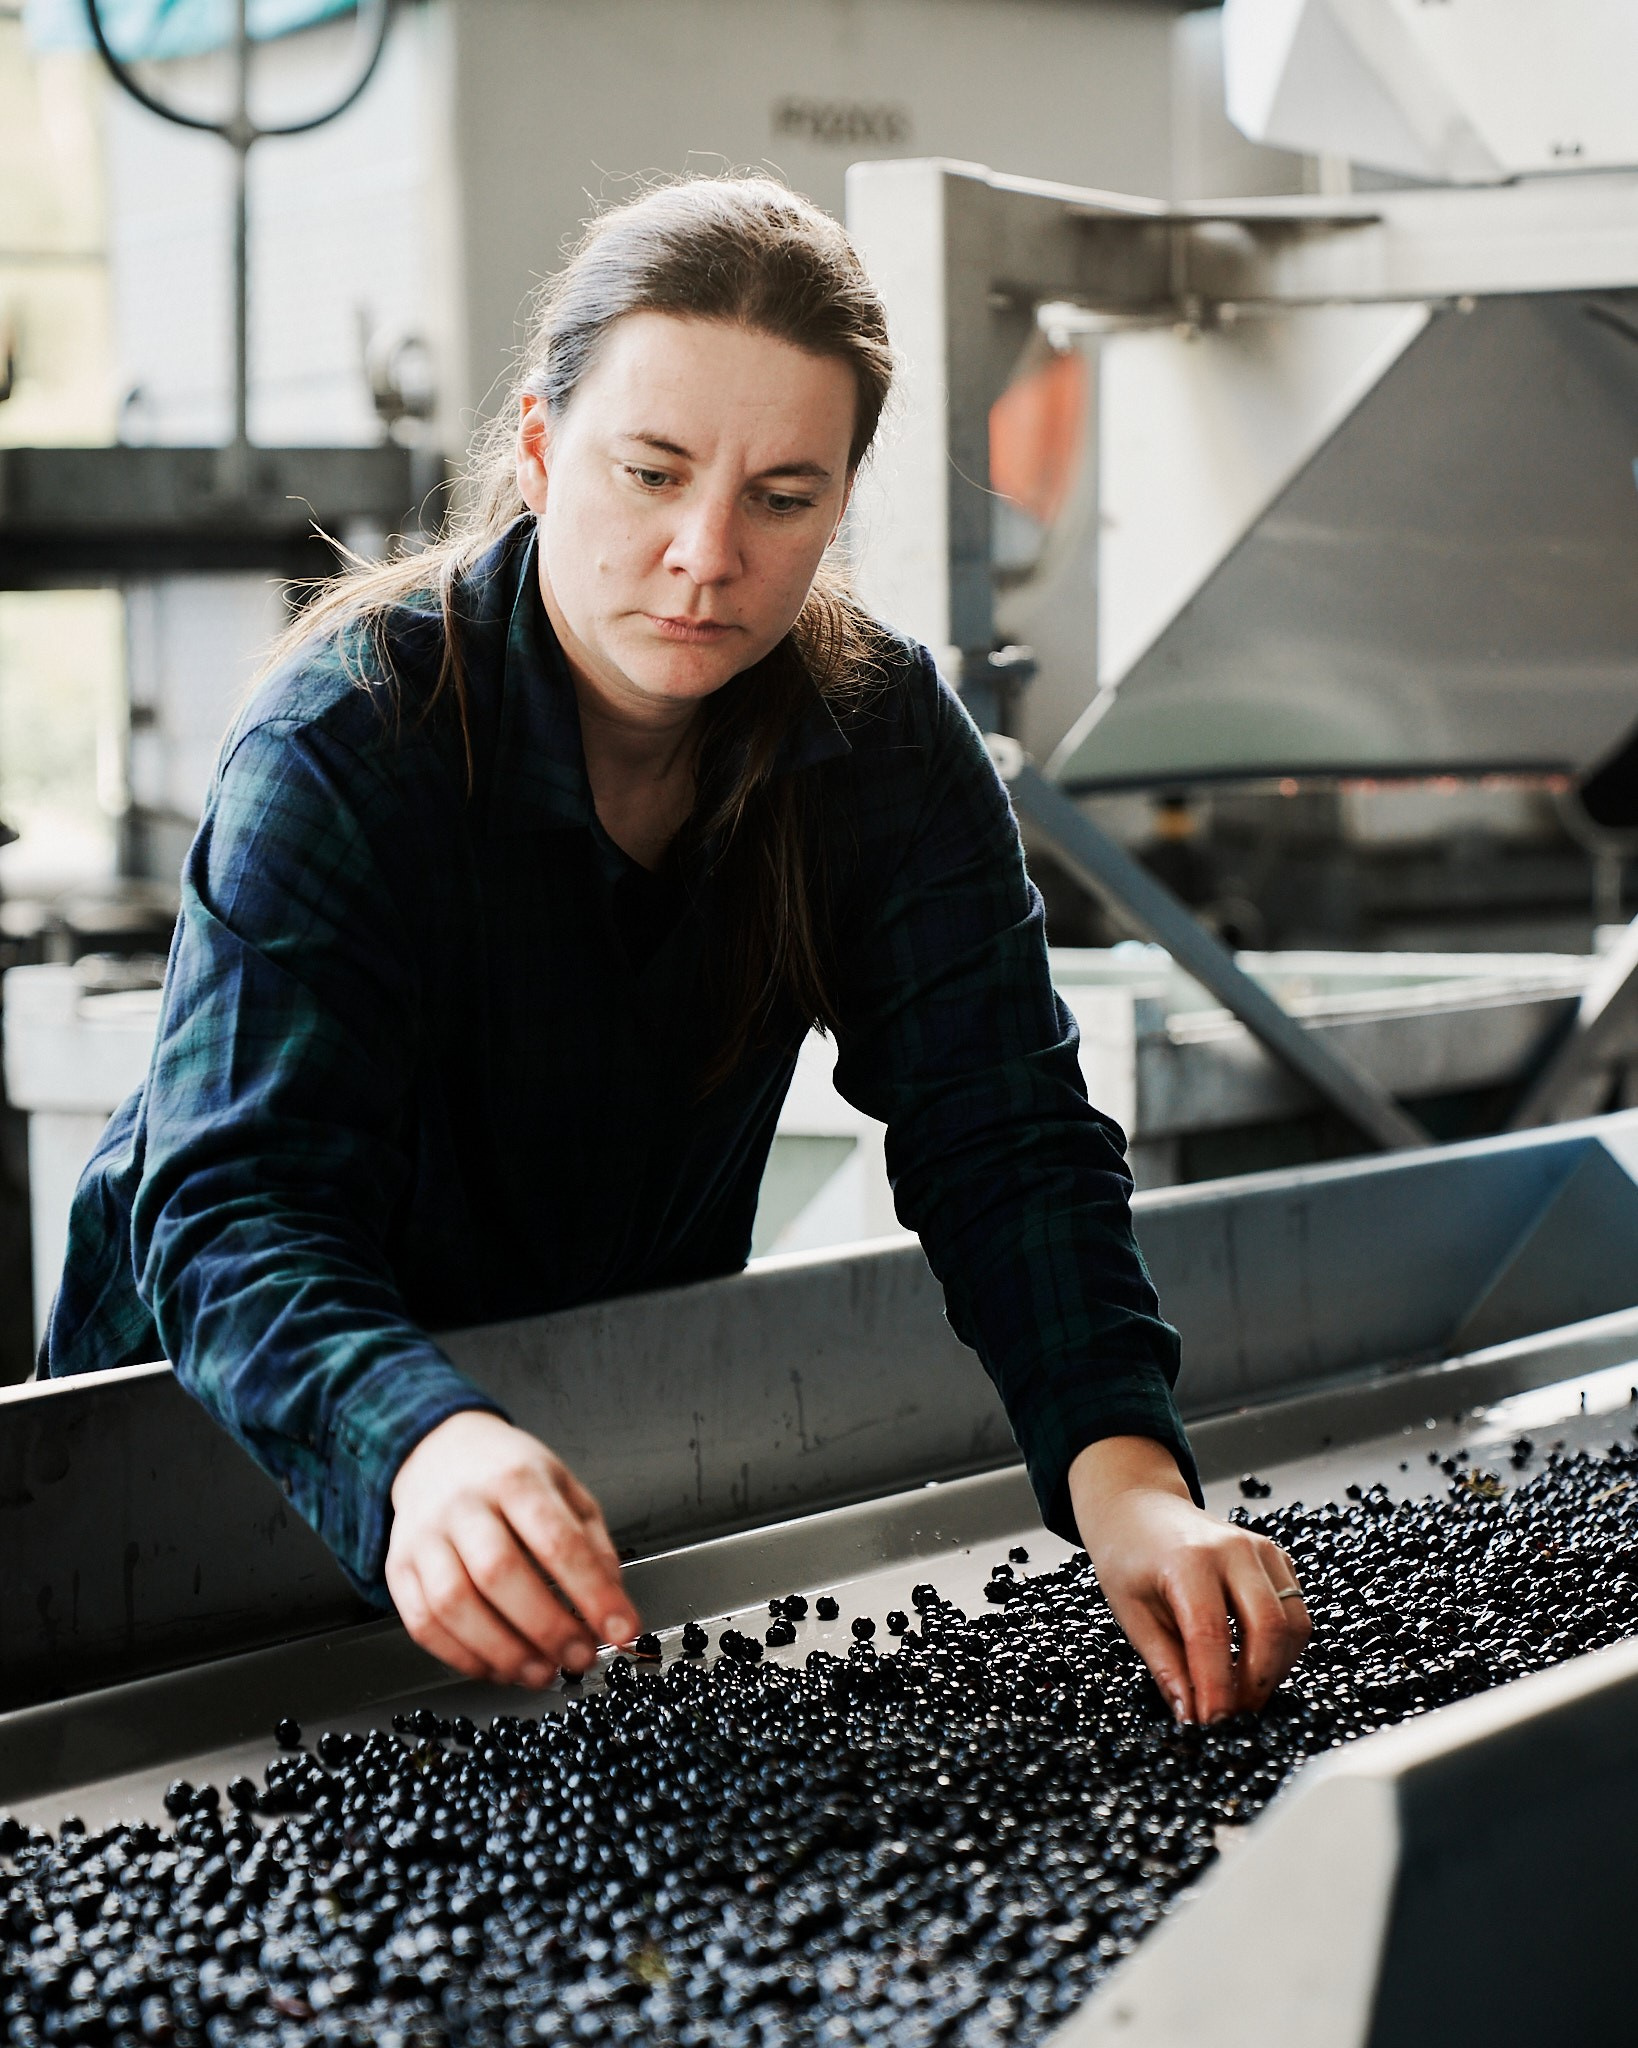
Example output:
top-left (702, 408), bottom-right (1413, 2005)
top-left (47, 521), bottom-right (1195, 1598)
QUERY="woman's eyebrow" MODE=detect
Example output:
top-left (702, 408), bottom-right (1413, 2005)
top-left (621, 431), bottom-right (832, 484)
top-left (756, 459), bottom-right (833, 483)
top-left (625, 431), bottom-right (692, 459)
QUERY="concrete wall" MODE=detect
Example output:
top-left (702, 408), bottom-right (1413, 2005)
top-left (444, 0), bottom-right (1188, 423)
top-left (96, 0), bottom-right (1309, 448)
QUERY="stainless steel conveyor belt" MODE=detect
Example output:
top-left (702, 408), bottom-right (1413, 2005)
top-left (7, 1312), bottom-right (1638, 1829)
top-left (9, 1118), bottom-right (1638, 2044)
top-left (8, 1312), bottom-right (1638, 2048)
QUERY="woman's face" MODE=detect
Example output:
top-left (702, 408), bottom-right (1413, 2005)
top-left (518, 312), bottom-right (858, 727)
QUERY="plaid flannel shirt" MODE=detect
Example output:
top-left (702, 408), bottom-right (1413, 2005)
top-left (46, 521), bottom-right (1196, 1597)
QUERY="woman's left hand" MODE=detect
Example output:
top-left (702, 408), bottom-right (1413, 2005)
top-left (1068, 1435), bottom-right (1310, 1725)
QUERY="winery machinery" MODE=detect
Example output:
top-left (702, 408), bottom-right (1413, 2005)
top-left (843, 153), bottom-right (1638, 786)
top-left (8, 1112), bottom-right (1638, 2042)
top-left (841, 137), bottom-right (1638, 1149)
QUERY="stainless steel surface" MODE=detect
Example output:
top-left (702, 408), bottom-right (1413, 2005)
top-left (1222, 0), bottom-right (1638, 186)
top-left (9, 1322), bottom-right (1638, 2048)
top-left (1057, 1345), bottom-right (1638, 2048)
top-left (1130, 1111), bottom-right (1638, 1408)
top-left (1509, 912), bottom-right (1638, 1128)
top-left (1126, 965), bottom-right (1584, 1159)
top-left (11, 1309), bottom-right (1638, 1826)
top-left (1051, 945), bottom-right (1593, 1182)
top-left (0, 1239), bottom-right (1010, 1710)
top-left (845, 158), bottom-right (1638, 785)
top-left (1064, 290), bottom-right (1638, 789)
top-left (1002, 755), bottom-right (1429, 1149)
top-left (13, 1113), bottom-right (1638, 1709)
top-left (0, 1466), bottom-right (1045, 1828)
top-left (1056, 1627), bottom-right (1638, 2048)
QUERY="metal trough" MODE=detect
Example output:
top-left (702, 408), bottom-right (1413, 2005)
top-left (7, 1113), bottom-right (1638, 2041)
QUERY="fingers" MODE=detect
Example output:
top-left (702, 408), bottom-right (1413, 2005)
top-left (1075, 1466), bottom-right (1311, 1725)
top-left (1157, 1539), bottom-right (1310, 1723)
top-left (402, 1595), bottom-right (505, 1684)
top-left (389, 1542), bottom-right (557, 1688)
top-left (448, 1505), bottom-right (599, 1674)
top-left (1265, 1544), bottom-right (1312, 1628)
top-left (1258, 1543), bottom-right (1313, 1689)
top-left (1164, 1558), bottom-right (1240, 1725)
top-left (502, 1474), bottom-right (638, 1647)
top-left (1222, 1544), bottom-right (1307, 1713)
top-left (387, 1558), bottom-right (488, 1679)
top-left (387, 1415), bottom-right (637, 1686)
top-left (1113, 1592), bottom-right (1197, 1726)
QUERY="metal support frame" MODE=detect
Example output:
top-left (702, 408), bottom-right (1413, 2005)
top-left (845, 159), bottom-right (1638, 1137)
top-left (997, 748), bottom-right (1429, 1151)
top-left (845, 157), bottom-right (1638, 678)
top-left (1509, 914), bottom-right (1638, 1129)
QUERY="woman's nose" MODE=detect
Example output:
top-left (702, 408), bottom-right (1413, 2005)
top-left (664, 495), bottom-right (742, 586)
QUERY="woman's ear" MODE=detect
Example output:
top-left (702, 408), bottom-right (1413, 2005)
top-left (517, 392), bottom-right (552, 513)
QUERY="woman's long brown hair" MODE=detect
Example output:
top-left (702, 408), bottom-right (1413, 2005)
top-left (261, 177), bottom-right (896, 1088)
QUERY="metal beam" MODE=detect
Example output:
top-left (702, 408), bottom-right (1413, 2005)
top-left (0, 443), bottom-right (434, 585)
top-left (997, 749), bottom-right (1430, 1152)
top-left (868, 159), bottom-right (1638, 318)
top-left (1508, 915), bottom-right (1638, 1129)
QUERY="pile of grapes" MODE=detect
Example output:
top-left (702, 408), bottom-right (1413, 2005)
top-left (5, 1438), bottom-right (1637, 2048)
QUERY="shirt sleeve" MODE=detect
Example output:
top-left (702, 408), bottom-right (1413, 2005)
top-left (130, 715), bottom-right (506, 1599)
top-left (829, 659), bottom-right (1200, 1542)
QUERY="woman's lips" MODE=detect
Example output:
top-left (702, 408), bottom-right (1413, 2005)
top-left (647, 615), bottom-right (736, 645)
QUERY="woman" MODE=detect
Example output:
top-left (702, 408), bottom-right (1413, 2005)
top-left (48, 178), bottom-right (1308, 1725)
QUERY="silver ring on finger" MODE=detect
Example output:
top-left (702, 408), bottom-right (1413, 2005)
top-left (1276, 1587), bottom-right (1306, 1603)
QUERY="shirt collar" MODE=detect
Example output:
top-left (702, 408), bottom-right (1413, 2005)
top-left (483, 519), bottom-right (853, 837)
top-left (487, 523), bottom-right (594, 835)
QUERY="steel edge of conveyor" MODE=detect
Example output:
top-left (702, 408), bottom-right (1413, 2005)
top-left (10, 1303), bottom-right (1638, 1821)
top-left (16, 1113), bottom-right (1638, 1722)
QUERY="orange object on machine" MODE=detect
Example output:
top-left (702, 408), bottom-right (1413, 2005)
top-left (988, 347), bottom-right (1088, 527)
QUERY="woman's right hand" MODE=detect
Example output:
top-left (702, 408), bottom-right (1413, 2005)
top-left (385, 1410), bottom-right (638, 1687)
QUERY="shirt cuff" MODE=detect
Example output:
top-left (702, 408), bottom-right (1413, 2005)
top-left (1014, 1364), bottom-right (1204, 1547)
top-left (316, 1351), bottom-right (511, 1602)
